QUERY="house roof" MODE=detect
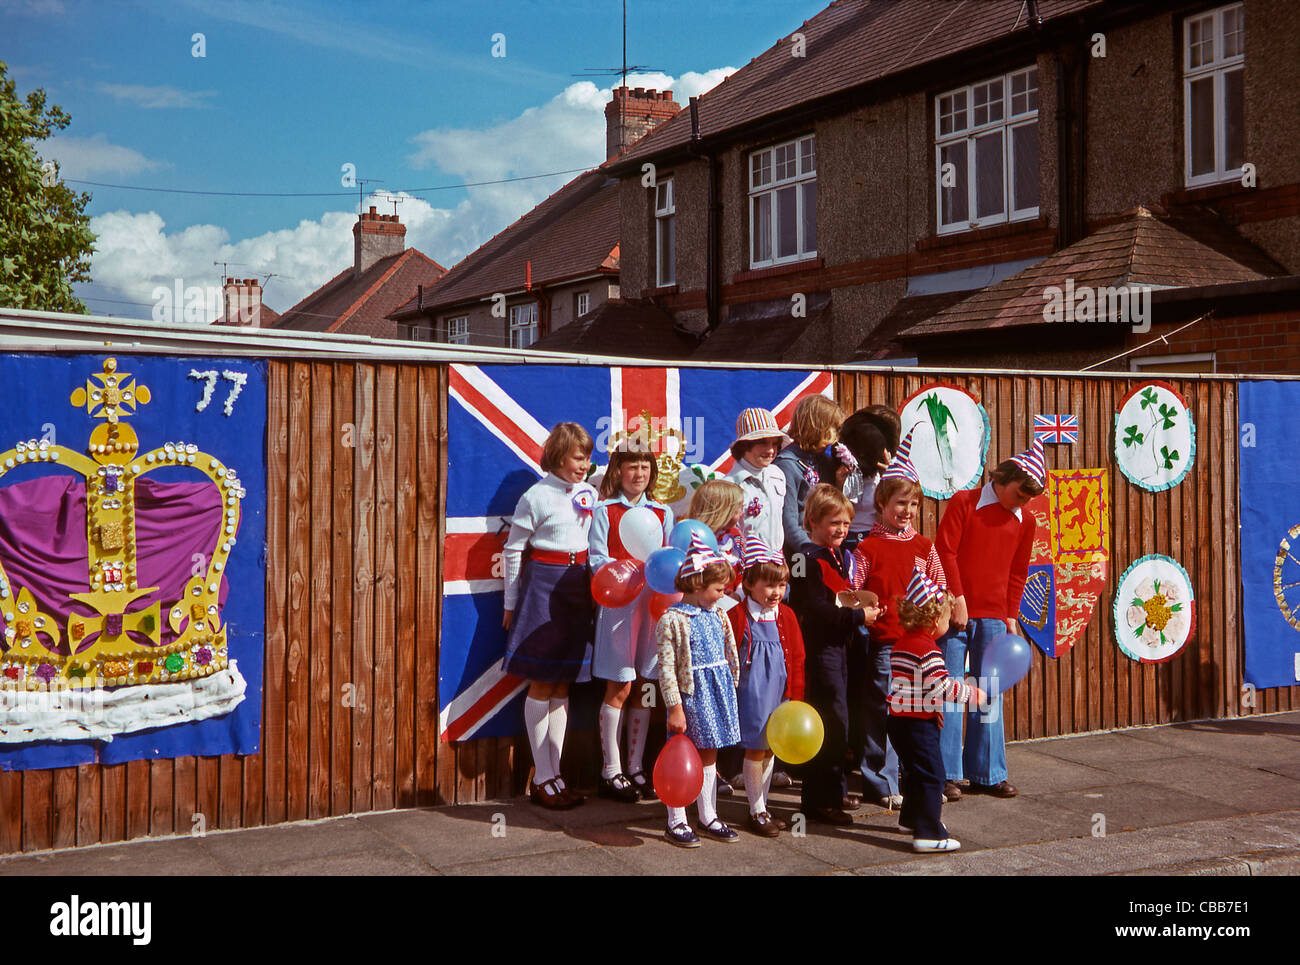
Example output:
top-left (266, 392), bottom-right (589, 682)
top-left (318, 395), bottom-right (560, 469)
top-left (894, 206), bottom-right (1288, 340)
top-left (211, 304), bottom-right (280, 327)
top-left (851, 290), bottom-right (970, 361)
top-left (693, 292), bottom-right (833, 362)
top-left (611, 0), bottom-right (1100, 169)
top-left (527, 299), bottom-right (696, 361)
top-left (273, 248), bottom-right (446, 337)
top-left (391, 169), bottom-right (620, 320)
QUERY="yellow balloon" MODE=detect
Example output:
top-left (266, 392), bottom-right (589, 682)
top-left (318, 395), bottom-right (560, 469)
top-left (766, 700), bottom-right (824, 765)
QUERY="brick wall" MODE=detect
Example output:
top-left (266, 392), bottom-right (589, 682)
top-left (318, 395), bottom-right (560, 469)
top-left (1125, 308), bottom-right (1300, 374)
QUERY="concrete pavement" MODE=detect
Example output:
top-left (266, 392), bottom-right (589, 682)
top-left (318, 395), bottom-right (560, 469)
top-left (4, 711), bottom-right (1299, 875)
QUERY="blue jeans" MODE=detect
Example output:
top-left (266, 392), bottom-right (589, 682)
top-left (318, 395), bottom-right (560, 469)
top-left (939, 618), bottom-right (1007, 785)
top-left (849, 630), bottom-right (899, 797)
top-left (888, 715), bottom-right (945, 840)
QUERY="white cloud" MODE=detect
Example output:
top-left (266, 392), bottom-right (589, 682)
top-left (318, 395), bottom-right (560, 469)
top-left (97, 83), bottom-right (217, 109)
top-left (81, 71), bottom-right (735, 321)
top-left (42, 133), bottom-right (166, 179)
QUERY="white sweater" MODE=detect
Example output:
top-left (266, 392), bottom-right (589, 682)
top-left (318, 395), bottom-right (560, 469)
top-left (502, 473), bottom-right (596, 609)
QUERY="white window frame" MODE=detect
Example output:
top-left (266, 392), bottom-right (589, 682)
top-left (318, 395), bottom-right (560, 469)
top-left (1183, 3), bottom-right (1245, 188)
top-left (575, 291), bottom-right (590, 318)
top-left (1130, 352), bottom-right (1217, 373)
top-left (446, 315), bottom-right (469, 345)
top-left (935, 66), bottom-right (1040, 235)
top-left (748, 134), bottom-right (817, 269)
top-left (655, 179), bottom-right (675, 287)
top-left (509, 303), bottom-right (537, 349)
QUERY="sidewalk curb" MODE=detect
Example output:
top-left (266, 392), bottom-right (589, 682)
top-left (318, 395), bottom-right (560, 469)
top-left (1116, 849), bottom-right (1300, 876)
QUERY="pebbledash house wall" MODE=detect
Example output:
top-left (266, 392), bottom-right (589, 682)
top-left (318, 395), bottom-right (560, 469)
top-left (619, 0), bottom-right (1300, 364)
top-left (431, 277), bottom-right (619, 347)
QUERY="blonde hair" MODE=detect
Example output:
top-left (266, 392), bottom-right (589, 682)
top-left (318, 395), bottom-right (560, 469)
top-left (687, 479), bottom-right (743, 534)
top-left (598, 444), bottom-right (657, 500)
top-left (804, 482), bottom-right (853, 531)
top-left (788, 395), bottom-right (843, 450)
top-left (897, 591), bottom-right (954, 632)
top-left (874, 476), bottom-right (923, 512)
top-left (540, 422), bottom-right (594, 473)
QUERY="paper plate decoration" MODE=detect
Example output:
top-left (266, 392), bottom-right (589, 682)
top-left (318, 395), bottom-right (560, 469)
top-left (1113, 554), bottom-right (1196, 663)
top-left (898, 384), bottom-right (990, 501)
top-left (1114, 381), bottom-right (1196, 492)
top-left (1018, 468), bottom-right (1110, 657)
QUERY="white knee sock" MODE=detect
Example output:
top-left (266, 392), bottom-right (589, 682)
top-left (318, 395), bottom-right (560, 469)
top-left (762, 755), bottom-right (775, 804)
top-left (599, 703), bottom-right (623, 779)
top-left (547, 697), bottom-right (568, 789)
top-left (524, 697), bottom-right (553, 784)
top-left (626, 706), bottom-right (651, 775)
top-left (744, 757), bottom-right (766, 815)
top-left (667, 805), bottom-right (688, 828)
top-left (697, 764), bottom-right (718, 826)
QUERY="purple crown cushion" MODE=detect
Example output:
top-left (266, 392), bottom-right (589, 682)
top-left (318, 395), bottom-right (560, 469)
top-left (0, 474), bottom-right (226, 655)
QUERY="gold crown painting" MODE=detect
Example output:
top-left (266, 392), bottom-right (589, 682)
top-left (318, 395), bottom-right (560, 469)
top-left (0, 358), bottom-right (248, 740)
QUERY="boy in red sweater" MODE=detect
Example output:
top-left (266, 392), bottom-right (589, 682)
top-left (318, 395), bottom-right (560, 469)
top-left (888, 571), bottom-right (985, 852)
top-left (934, 440), bottom-right (1043, 800)
top-left (851, 433), bottom-right (945, 808)
top-left (727, 534), bottom-right (805, 837)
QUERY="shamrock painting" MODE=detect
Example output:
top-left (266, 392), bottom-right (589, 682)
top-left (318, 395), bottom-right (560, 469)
top-left (1114, 381), bottom-right (1196, 492)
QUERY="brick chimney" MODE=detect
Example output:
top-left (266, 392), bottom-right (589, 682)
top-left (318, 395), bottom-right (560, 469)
top-left (605, 87), bottom-right (680, 160)
top-left (353, 205), bottom-right (407, 276)
top-left (221, 277), bottom-right (264, 327)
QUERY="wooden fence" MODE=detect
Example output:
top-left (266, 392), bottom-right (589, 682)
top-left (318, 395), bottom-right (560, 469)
top-left (0, 362), bottom-right (1295, 855)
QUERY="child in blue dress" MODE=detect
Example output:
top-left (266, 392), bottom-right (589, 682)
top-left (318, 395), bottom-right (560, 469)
top-left (655, 534), bottom-right (741, 848)
top-left (589, 442), bottom-right (673, 803)
top-left (726, 534), bottom-right (805, 837)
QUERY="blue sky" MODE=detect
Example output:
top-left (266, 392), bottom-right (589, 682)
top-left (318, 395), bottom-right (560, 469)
top-left (4, 0), bottom-right (827, 317)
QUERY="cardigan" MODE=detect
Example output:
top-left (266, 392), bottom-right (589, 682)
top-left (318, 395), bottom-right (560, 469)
top-left (727, 599), bottom-right (806, 701)
top-left (655, 604), bottom-right (740, 708)
top-left (935, 484), bottom-right (1037, 619)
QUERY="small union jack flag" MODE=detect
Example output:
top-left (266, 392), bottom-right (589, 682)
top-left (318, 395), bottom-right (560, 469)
top-left (1034, 414), bottom-right (1078, 445)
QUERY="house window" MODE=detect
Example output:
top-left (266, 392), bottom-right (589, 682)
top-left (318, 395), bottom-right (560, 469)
top-left (935, 67), bottom-right (1039, 234)
top-left (509, 303), bottom-right (537, 349)
top-left (749, 135), bottom-right (817, 268)
top-left (407, 323), bottom-right (435, 342)
top-left (446, 315), bottom-right (468, 345)
top-left (575, 292), bottom-right (590, 318)
top-left (1184, 3), bottom-right (1244, 187)
top-left (655, 179), bottom-right (675, 287)
top-left (1131, 352), bottom-right (1216, 374)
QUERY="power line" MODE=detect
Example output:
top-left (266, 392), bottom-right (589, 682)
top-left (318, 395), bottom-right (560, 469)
top-left (62, 166), bottom-right (594, 199)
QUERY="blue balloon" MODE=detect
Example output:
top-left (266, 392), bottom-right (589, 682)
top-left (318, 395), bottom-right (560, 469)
top-left (980, 633), bottom-right (1033, 698)
top-left (645, 547), bottom-right (687, 595)
top-left (669, 519), bottom-right (719, 554)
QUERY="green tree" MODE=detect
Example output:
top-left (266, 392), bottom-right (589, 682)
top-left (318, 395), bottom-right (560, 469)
top-left (0, 61), bottom-right (96, 313)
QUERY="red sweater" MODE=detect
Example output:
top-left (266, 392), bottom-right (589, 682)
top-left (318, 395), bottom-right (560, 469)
top-left (727, 602), bottom-right (806, 701)
top-left (889, 628), bottom-right (973, 720)
top-left (852, 523), bottom-right (946, 646)
top-left (935, 486), bottom-right (1037, 620)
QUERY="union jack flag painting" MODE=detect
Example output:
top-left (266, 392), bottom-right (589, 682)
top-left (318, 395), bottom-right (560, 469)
top-left (1034, 413), bottom-right (1079, 445)
top-left (440, 363), bottom-right (833, 742)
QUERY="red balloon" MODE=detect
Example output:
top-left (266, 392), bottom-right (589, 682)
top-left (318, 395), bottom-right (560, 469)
top-left (649, 591), bottom-right (682, 622)
top-left (653, 733), bottom-right (704, 807)
top-left (592, 559), bottom-right (644, 608)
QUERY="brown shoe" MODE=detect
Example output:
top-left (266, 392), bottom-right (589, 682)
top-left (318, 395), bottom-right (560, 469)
top-left (556, 778), bottom-right (586, 807)
top-left (942, 781), bottom-right (963, 802)
top-left (809, 806), bottom-right (855, 827)
top-left (969, 780), bottom-right (1018, 798)
top-left (530, 779), bottom-right (572, 810)
top-left (841, 795), bottom-right (863, 811)
top-left (747, 812), bottom-right (781, 838)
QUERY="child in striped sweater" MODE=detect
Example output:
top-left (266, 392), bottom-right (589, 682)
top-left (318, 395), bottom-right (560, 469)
top-left (888, 572), bottom-right (985, 853)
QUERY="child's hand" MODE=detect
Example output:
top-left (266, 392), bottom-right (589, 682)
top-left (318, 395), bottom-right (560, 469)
top-left (667, 705), bottom-right (687, 735)
top-left (951, 595), bottom-right (968, 630)
top-left (969, 686), bottom-right (986, 707)
top-left (502, 609), bottom-right (514, 630)
top-left (862, 604), bottom-right (881, 625)
top-left (1004, 618), bottom-right (1019, 635)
